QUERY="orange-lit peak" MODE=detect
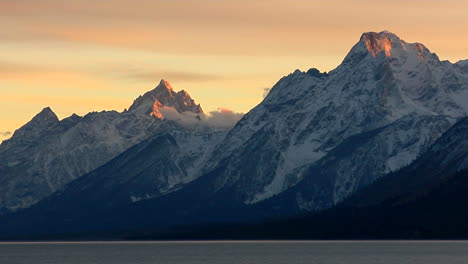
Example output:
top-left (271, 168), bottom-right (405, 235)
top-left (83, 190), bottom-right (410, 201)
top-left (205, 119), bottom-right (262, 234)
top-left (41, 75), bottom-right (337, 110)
top-left (158, 79), bottom-right (174, 91)
top-left (361, 31), bottom-right (397, 57)
top-left (413, 43), bottom-right (427, 61)
top-left (150, 100), bottom-right (164, 119)
top-left (128, 79), bottom-right (204, 116)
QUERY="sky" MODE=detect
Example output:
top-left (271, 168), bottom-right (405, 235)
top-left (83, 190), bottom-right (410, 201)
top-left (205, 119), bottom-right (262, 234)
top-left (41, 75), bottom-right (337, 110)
top-left (1, 0), bottom-right (468, 140)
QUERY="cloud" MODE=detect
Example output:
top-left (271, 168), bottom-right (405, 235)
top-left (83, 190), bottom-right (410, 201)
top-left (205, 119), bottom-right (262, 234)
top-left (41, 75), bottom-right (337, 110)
top-left (159, 106), bottom-right (200, 126)
top-left (159, 106), bottom-right (243, 129)
top-left (0, 131), bottom-right (12, 137)
top-left (0, 61), bottom-right (38, 74)
top-left (0, 60), bottom-right (59, 79)
top-left (262, 87), bottom-right (271, 98)
top-left (98, 64), bottom-right (222, 84)
top-left (123, 69), bottom-right (220, 83)
top-left (205, 108), bottom-right (244, 128)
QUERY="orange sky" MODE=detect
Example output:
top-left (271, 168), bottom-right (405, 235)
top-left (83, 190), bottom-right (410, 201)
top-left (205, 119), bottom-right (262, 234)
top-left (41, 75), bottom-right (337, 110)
top-left (1, 0), bottom-right (468, 140)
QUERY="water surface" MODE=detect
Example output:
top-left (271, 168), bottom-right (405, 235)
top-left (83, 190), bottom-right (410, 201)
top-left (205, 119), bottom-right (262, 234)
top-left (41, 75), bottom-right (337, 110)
top-left (0, 241), bottom-right (467, 264)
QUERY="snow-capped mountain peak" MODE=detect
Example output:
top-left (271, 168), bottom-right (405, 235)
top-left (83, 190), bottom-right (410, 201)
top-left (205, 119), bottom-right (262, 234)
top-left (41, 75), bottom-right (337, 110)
top-left (342, 31), bottom-right (439, 68)
top-left (203, 31), bottom-right (468, 206)
top-left (128, 79), bottom-right (203, 118)
top-left (361, 31), bottom-right (398, 57)
top-left (158, 79), bottom-right (174, 91)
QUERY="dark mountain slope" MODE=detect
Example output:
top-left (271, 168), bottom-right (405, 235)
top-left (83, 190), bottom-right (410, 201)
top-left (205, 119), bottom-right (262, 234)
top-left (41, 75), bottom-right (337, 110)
top-left (144, 118), bottom-right (468, 239)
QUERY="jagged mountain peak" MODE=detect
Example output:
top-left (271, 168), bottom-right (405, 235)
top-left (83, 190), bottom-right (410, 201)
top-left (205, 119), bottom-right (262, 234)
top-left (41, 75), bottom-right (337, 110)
top-left (157, 79), bottom-right (174, 91)
top-left (145, 79), bottom-right (175, 99)
top-left (7, 107), bottom-right (59, 141)
top-left (128, 79), bottom-right (203, 118)
top-left (34, 107), bottom-right (58, 121)
top-left (25, 107), bottom-right (59, 129)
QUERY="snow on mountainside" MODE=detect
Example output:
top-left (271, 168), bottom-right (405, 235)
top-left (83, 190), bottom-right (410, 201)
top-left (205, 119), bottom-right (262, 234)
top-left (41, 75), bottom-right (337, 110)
top-left (202, 31), bottom-right (468, 206)
top-left (345, 117), bottom-right (468, 209)
top-left (45, 124), bottom-right (226, 210)
top-left (0, 80), bottom-right (219, 212)
top-left (1, 31), bottom-right (468, 236)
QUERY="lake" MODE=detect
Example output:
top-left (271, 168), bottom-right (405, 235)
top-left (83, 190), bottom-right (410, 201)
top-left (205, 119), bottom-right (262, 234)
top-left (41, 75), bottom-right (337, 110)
top-left (0, 241), bottom-right (467, 264)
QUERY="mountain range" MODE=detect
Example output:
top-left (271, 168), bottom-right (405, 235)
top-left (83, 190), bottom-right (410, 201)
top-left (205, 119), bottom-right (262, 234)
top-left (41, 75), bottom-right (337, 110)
top-left (0, 31), bottom-right (467, 239)
top-left (0, 80), bottom-right (220, 213)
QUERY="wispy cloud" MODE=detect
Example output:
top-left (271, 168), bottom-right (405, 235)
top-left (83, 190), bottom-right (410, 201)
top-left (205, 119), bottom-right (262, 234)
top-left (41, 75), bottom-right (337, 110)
top-left (0, 60), bottom-right (37, 73)
top-left (95, 64), bottom-right (223, 84)
top-left (0, 131), bottom-right (12, 138)
top-left (121, 69), bottom-right (221, 83)
top-left (0, 60), bottom-right (58, 78)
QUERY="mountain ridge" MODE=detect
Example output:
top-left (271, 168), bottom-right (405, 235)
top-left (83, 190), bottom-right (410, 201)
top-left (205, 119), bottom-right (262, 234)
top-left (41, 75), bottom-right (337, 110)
top-left (1, 31), bottom-right (468, 238)
top-left (0, 80), bottom-right (214, 212)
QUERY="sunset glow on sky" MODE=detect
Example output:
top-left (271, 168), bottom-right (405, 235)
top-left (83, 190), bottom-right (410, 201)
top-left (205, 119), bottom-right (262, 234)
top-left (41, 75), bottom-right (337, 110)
top-left (1, 0), bottom-right (468, 140)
